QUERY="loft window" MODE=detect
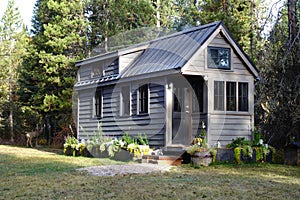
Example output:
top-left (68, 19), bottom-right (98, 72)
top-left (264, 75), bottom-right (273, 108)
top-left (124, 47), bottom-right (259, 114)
top-left (214, 81), bottom-right (224, 110)
top-left (92, 63), bottom-right (104, 78)
top-left (120, 86), bottom-right (130, 116)
top-left (138, 84), bottom-right (149, 114)
top-left (208, 47), bottom-right (231, 69)
top-left (238, 82), bottom-right (248, 111)
top-left (94, 88), bottom-right (102, 118)
top-left (226, 82), bottom-right (236, 111)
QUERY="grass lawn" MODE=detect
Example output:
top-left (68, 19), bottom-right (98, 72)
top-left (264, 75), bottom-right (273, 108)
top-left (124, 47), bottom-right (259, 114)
top-left (0, 145), bottom-right (299, 199)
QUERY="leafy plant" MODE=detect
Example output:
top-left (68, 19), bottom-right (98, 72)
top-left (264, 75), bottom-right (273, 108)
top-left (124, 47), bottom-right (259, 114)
top-left (254, 147), bottom-right (263, 162)
top-left (123, 133), bottom-right (134, 146)
top-left (107, 142), bottom-right (120, 157)
top-left (186, 145), bottom-right (209, 154)
top-left (209, 148), bottom-right (217, 163)
top-left (252, 127), bottom-right (262, 147)
top-left (226, 137), bottom-right (251, 148)
top-left (234, 147), bottom-right (241, 164)
top-left (63, 136), bottom-right (80, 156)
top-left (241, 145), bottom-right (253, 159)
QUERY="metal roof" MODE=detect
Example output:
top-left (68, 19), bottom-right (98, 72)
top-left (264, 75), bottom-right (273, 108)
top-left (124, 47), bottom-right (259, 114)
top-left (74, 74), bottom-right (119, 89)
top-left (120, 21), bottom-right (222, 78)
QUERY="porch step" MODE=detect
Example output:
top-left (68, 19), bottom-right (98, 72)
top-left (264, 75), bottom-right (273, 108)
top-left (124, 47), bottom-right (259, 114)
top-left (142, 155), bottom-right (183, 165)
top-left (163, 145), bottom-right (186, 153)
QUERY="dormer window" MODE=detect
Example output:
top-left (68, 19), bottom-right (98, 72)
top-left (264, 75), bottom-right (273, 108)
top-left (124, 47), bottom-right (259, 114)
top-left (92, 65), bottom-right (104, 78)
top-left (92, 58), bottom-right (119, 78)
top-left (208, 47), bottom-right (231, 69)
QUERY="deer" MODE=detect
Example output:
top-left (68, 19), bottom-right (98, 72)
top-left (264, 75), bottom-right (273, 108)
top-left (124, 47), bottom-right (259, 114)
top-left (26, 125), bottom-right (44, 148)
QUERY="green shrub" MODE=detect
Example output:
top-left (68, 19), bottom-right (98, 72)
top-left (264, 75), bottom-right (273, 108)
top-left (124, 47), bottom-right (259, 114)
top-left (226, 137), bottom-right (251, 148)
top-left (272, 148), bottom-right (283, 164)
top-left (234, 147), bottom-right (241, 164)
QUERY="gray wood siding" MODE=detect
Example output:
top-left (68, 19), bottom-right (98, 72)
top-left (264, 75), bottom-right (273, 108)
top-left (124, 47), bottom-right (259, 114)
top-left (191, 113), bottom-right (207, 137)
top-left (182, 33), bottom-right (252, 77)
top-left (77, 78), bottom-right (166, 148)
top-left (104, 59), bottom-right (118, 76)
top-left (208, 34), bottom-right (251, 76)
top-left (78, 67), bottom-right (92, 81)
top-left (78, 57), bottom-right (119, 82)
top-left (77, 89), bottom-right (98, 137)
top-left (208, 114), bottom-right (252, 146)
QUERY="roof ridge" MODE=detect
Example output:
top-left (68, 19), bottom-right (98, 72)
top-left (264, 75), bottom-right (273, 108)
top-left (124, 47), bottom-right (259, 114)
top-left (148, 21), bottom-right (222, 44)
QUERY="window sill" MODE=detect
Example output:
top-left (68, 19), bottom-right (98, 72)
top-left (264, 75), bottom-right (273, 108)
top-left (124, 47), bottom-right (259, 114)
top-left (137, 113), bottom-right (149, 117)
top-left (207, 67), bottom-right (233, 72)
top-left (92, 116), bottom-right (102, 120)
top-left (118, 115), bottom-right (131, 119)
top-left (212, 110), bottom-right (250, 115)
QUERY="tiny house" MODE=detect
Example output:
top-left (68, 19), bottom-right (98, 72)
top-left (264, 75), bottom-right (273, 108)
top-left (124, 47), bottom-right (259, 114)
top-left (74, 21), bottom-right (259, 149)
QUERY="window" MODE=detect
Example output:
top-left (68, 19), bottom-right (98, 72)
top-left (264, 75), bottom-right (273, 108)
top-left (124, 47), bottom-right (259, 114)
top-left (173, 87), bottom-right (183, 112)
top-left (92, 65), bottom-right (104, 78)
top-left (138, 84), bottom-right (149, 114)
top-left (120, 86), bottom-right (130, 116)
top-left (226, 82), bottom-right (236, 111)
top-left (95, 88), bottom-right (102, 118)
top-left (214, 81), bottom-right (249, 112)
top-left (214, 81), bottom-right (224, 110)
top-left (238, 83), bottom-right (248, 111)
top-left (191, 79), bottom-right (203, 112)
top-left (208, 47), bottom-right (231, 69)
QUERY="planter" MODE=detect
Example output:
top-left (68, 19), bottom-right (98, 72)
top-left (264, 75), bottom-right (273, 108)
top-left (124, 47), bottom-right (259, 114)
top-left (64, 146), bottom-right (80, 157)
top-left (86, 146), bottom-right (134, 161)
top-left (191, 151), bottom-right (212, 166)
top-left (112, 149), bottom-right (134, 161)
top-left (87, 146), bottom-right (109, 158)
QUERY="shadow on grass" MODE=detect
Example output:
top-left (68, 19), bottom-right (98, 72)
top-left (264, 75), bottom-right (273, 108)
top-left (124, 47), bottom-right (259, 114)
top-left (0, 145), bottom-right (125, 177)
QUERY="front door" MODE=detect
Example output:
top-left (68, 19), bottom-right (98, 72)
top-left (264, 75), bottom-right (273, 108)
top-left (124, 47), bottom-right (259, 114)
top-left (169, 75), bottom-right (204, 146)
top-left (172, 84), bottom-right (192, 146)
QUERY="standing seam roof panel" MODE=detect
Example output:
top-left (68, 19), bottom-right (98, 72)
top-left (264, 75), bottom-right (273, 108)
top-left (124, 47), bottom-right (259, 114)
top-left (121, 22), bottom-right (220, 78)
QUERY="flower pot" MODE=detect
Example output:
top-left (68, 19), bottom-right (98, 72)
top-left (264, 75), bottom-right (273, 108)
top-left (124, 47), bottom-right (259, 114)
top-left (64, 146), bottom-right (73, 156)
top-left (191, 151), bottom-right (212, 166)
top-left (112, 149), bottom-right (134, 161)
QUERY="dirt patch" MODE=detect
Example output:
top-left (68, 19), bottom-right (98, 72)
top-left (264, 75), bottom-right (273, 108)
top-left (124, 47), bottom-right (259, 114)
top-left (77, 163), bottom-right (172, 177)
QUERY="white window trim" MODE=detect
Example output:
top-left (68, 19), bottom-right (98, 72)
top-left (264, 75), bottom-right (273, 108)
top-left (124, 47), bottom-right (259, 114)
top-left (213, 80), bottom-right (249, 113)
top-left (207, 46), bottom-right (231, 70)
top-left (120, 85), bottom-right (131, 117)
top-left (137, 83), bottom-right (150, 115)
top-left (93, 88), bottom-right (103, 119)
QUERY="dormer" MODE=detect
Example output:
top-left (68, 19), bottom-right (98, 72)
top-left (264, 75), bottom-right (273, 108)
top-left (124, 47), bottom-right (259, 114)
top-left (91, 58), bottom-right (119, 78)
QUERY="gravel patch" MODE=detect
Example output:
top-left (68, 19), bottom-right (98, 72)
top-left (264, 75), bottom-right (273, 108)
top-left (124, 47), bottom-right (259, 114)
top-left (77, 163), bottom-right (171, 177)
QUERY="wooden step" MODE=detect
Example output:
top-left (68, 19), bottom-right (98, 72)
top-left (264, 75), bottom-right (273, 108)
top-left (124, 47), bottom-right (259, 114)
top-left (142, 155), bottom-right (182, 165)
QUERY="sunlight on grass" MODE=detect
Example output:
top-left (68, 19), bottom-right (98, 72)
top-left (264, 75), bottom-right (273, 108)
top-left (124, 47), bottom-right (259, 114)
top-left (1, 145), bottom-right (300, 199)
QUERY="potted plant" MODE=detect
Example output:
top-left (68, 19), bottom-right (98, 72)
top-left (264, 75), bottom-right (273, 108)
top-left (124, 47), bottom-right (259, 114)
top-left (187, 145), bottom-right (216, 167)
top-left (193, 121), bottom-right (207, 145)
top-left (187, 122), bottom-right (216, 166)
top-left (63, 136), bottom-right (79, 156)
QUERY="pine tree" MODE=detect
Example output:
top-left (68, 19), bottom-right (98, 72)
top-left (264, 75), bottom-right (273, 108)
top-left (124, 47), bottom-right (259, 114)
top-left (86, 0), bottom-right (158, 55)
top-left (0, 0), bottom-right (28, 141)
top-left (18, 0), bottom-right (87, 139)
top-left (197, 0), bottom-right (264, 59)
top-left (85, 0), bottom-right (193, 55)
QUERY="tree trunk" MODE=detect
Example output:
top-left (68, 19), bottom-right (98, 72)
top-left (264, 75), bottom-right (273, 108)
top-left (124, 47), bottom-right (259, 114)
top-left (288, 0), bottom-right (297, 43)
top-left (156, 0), bottom-right (160, 28)
top-left (9, 50), bottom-right (14, 143)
